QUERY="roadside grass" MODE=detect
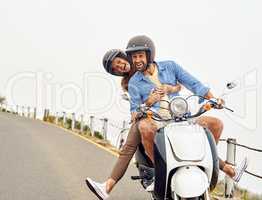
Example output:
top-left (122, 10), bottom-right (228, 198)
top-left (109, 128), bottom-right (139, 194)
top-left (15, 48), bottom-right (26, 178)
top-left (43, 115), bottom-right (121, 155)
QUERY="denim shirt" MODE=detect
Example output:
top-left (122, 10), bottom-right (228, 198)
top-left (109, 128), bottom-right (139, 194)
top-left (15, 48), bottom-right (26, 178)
top-left (128, 60), bottom-right (210, 113)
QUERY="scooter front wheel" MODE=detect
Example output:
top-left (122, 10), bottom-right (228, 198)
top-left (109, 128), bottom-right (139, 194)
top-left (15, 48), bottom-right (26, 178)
top-left (179, 191), bottom-right (209, 200)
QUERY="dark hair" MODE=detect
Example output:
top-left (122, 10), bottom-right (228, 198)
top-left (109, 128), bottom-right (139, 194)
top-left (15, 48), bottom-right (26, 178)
top-left (121, 67), bottom-right (137, 91)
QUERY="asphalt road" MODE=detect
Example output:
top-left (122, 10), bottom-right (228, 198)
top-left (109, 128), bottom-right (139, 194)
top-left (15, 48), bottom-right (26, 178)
top-left (0, 112), bottom-right (150, 200)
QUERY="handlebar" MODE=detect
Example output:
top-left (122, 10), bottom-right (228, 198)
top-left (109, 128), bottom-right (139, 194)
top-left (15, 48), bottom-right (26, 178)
top-left (135, 95), bottom-right (234, 123)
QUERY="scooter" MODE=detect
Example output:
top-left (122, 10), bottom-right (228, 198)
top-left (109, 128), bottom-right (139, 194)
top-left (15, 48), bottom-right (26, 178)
top-left (130, 90), bottom-right (234, 200)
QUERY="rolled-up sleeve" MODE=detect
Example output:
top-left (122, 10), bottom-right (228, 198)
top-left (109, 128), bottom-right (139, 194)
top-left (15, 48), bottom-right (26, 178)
top-left (171, 61), bottom-right (209, 97)
top-left (128, 81), bottom-right (142, 113)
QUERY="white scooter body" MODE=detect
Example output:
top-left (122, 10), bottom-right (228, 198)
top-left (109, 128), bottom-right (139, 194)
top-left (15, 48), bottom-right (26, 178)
top-left (164, 123), bottom-right (213, 199)
top-left (151, 122), bottom-right (218, 200)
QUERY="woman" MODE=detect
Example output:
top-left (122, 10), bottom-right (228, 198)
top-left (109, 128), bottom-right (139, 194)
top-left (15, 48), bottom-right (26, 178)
top-left (85, 49), bottom-right (181, 199)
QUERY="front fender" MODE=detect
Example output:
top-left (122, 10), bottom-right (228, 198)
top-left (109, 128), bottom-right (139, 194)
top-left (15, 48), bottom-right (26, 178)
top-left (171, 166), bottom-right (209, 198)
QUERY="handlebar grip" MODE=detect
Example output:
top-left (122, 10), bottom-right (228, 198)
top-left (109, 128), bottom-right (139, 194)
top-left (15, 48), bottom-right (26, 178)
top-left (203, 103), bottom-right (212, 111)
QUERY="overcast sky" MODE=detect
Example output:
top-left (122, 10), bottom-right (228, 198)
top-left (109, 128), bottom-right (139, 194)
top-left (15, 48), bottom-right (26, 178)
top-left (1, 0), bottom-right (262, 194)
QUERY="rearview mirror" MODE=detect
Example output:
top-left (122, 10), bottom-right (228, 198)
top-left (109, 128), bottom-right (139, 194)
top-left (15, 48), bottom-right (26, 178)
top-left (226, 82), bottom-right (237, 90)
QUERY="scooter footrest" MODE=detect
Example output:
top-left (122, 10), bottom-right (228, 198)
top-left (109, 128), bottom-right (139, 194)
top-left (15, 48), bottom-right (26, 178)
top-left (131, 175), bottom-right (144, 180)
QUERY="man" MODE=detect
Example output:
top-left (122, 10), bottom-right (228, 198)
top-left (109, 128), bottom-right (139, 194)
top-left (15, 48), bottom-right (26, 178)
top-left (126, 35), bottom-right (248, 186)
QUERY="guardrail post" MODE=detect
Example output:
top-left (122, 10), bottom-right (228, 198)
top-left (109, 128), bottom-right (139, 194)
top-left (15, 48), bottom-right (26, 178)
top-left (71, 113), bottom-right (75, 130)
top-left (80, 114), bottom-right (84, 133)
top-left (122, 120), bottom-right (128, 130)
top-left (27, 106), bottom-right (30, 118)
top-left (43, 109), bottom-right (50, 121)
top-left (117, 120), bottom-right (128, 149)
top-left (62, 112), bottom-right (66, 127)
top-left (11, 105), bottom-right (15, 114)
top-left (225, 138), bottom-right (236, 198)
top-left (43, 109), bottom-right (47, 121)
top-left (102, 118), bottom-right (108, 140)
top-left (55, 112), bottom-right (59, 124)
top-left (33, 107), bottom-right (37, 119)
top-left (22, 106), bottom-right (25, 116)
top-left (90, 116), bottom-right (94, 136)
top-left (46, 109), bottom-right (50, 119)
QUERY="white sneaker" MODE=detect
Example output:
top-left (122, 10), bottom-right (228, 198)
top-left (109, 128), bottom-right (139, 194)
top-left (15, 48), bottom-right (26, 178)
top-left (146, 180), bottom-right (154, 192)
top-left (232, 157), bottom-right (248, 182)
top-left (85, 178), bottom-right (109, 200)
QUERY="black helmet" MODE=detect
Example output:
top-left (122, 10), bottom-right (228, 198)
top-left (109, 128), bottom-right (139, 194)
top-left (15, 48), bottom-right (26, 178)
top-left (126, 35), bottom-right (155, 68)
top-left (102, 49), bottom-right (128, 76)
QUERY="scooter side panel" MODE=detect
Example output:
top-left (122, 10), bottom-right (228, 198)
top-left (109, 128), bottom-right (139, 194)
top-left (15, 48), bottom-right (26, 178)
top-left (153, 124), bottom-right (216, 199)
top-left (165, 124), bottom-right (206, 161)
top-left (164, 124), bottom-right (214, 185)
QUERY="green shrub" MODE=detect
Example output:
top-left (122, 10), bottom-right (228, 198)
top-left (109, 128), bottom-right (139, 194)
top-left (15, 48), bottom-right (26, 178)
top-left (47, 115), bottom-right (56, 123)
top-left (65, 118), bottom-right (72, 129)
top-left (56, 117), bottom-right (63, 126)
top-left (75, 121), bottom-right (81, 130)
top-left (43, 116), bottom-right (47, 121)
top-left (94, 131), bottom-right (103, 139)
top-left (58, 117), bottom-right (63, 122)
top-left (83, 125), bottom-right (90, 132)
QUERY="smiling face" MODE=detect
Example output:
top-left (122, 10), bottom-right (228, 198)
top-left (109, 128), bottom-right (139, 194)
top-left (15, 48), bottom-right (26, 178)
top-left (130, 51), bottom-right (147, 71)
top-left (111, 57), bottom-right (131, 75)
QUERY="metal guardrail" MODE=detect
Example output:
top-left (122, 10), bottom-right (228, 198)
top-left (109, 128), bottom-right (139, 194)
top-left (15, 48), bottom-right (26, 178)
top-left (220, 138), bottom-right (262, 180)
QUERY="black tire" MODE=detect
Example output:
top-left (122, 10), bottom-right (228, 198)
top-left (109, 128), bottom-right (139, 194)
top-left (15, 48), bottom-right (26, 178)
top-left (204, 128), bottom-right (219, 191)
top-left (179, 195), bottom-right (206, 200)
top-left (178, 190), bottom-right (206, 200)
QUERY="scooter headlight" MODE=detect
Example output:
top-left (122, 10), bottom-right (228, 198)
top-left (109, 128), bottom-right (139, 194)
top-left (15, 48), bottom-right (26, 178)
top-left (169, 97), bottom-right (188, 118)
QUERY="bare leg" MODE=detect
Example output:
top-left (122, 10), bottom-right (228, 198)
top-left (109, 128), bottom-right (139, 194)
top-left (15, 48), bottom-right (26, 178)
top-left (219, 159), bottom-right (236, 178)
top-left (196, 116), bottom-right (223, 144)
top-left (105, 178), bottom-right (116, 193)
top-left (197, 116), bottom-right (235, 177)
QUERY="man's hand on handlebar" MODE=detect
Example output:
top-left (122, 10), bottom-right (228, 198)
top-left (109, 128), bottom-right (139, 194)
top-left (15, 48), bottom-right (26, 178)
top-left (210, 98), bottom-right (225, 109)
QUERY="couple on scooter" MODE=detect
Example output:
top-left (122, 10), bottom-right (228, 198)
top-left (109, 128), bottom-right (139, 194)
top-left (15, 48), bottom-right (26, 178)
top-left (85, 35), bottom-right (248, 200)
